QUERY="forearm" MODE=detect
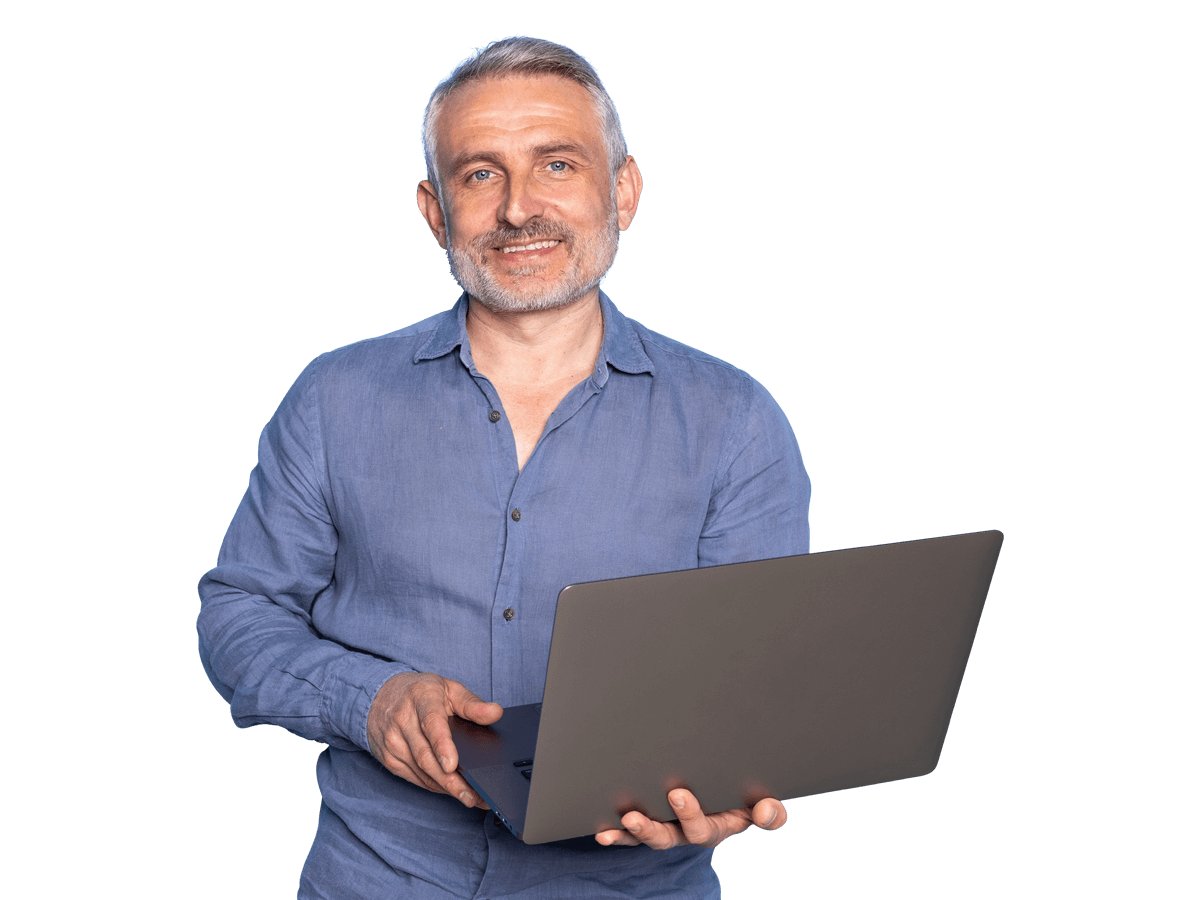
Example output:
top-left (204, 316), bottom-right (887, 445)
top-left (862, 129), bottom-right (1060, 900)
top-left (198, 570), bottom-right (414, 751)
top-left (198, 358), bottom-right (413, 751)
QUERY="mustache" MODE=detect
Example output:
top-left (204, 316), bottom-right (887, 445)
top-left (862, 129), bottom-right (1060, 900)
top-left (471, 220), bottom-right (575, 250)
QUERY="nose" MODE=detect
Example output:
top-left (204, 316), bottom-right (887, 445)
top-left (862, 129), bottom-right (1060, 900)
top-left (499, 171), bottom-right (546, 229)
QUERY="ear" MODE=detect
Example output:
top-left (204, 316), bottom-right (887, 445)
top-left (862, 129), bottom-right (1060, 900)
top-left (417, 180), bottom-right (448, 249)
top-left (614, 156), bottom-right (643, 231)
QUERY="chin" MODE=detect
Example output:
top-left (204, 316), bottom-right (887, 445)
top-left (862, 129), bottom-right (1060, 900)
top-left (449, 223), bottom-right (618, 314)
top-left (469, 282), bottom-right (599, 313)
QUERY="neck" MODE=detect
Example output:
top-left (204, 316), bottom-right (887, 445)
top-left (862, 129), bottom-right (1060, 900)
top-left (465, 292), bottom-right (604, 386)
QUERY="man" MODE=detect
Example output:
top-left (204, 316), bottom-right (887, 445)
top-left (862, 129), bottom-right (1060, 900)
top-left (199, 37), bottom-right (810, 898)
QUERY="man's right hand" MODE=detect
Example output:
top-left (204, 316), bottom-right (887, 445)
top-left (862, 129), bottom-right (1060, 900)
top-left (367, 672), bottom-right (503, 809)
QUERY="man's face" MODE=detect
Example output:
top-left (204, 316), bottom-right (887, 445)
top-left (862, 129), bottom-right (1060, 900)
top-left (420, 75), bottom-right (635, 313)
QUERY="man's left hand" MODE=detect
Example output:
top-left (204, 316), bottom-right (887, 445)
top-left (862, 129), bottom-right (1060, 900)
top-left (594, 790), bottom-right (787, 849)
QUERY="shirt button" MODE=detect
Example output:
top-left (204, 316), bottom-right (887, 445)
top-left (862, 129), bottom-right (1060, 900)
top-left (511, 509), bottom-right (521, 522)
top-left (488, 410), bottom-right (501, 423)
top-left (503, 608), bottom-right (515, 621)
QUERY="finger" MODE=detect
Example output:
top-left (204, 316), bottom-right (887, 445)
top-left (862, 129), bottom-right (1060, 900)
top-left (411, 692), bottom-right (494, 807)
top-left (390, 715), bottom-right (471, 802)
top-left (367, 674), bottom-right (490, 807)
top-left (395, 696), bottom-right (459, 792)
top-left (385, 756), bottom-right (446, 795)
top-left (410, 687), bottom-right (462, 775)
top-left (592, 816), bottom-right (681, 849)
top-left (386, 756), bottom-right (485, 808)
top-left (372, 727), bottom-right (449, 797)
top-left (753, 798), bottom-right (787, 831)
top-left (594, 829), bottom-right (620, 846)
top-left (445, 680), bottom-right (503, 725)
top-left (671, 790), bottom-right (753, 847)
top-left (620, 811), bottom-right (684, 850)
top-left (391, 716), bottom-right (449, 791)
top-left (595, 828), bottom-right (640, 847)
top-left (670, 790), bottom-right (718, 846)
top-left (387, 686), bottom-right (483, 807)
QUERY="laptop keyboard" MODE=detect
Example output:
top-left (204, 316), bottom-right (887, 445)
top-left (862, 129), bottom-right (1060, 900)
top-left (513, 758), bottom-right (533, 779)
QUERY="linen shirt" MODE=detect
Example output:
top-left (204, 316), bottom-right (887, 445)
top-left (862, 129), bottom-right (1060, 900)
top-left (198, 293), bottom-right (811, 899)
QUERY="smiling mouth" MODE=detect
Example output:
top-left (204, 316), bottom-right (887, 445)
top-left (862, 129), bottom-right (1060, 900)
top-left (499, 240), bottom-right (561, 254)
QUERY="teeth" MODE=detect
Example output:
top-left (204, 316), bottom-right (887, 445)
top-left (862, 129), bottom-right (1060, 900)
top-left (501, 240), bottom-right (560, 253)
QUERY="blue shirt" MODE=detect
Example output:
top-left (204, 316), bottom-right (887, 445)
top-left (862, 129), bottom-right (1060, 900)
top-left (198, 293), bottom-right (810, 899)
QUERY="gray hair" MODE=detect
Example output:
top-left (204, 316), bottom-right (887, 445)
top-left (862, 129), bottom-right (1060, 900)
top-left (423, 37), bottom-right (628, 195)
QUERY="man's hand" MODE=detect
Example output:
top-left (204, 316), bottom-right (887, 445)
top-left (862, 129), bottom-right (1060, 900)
top-left (367, 672), bottom-right (502, 809)
top-left (595, 790), bottom-right (787, 849)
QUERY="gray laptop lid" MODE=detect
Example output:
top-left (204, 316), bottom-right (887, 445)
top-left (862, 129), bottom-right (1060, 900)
top-left (456, 530), bottom-right (1002, 844)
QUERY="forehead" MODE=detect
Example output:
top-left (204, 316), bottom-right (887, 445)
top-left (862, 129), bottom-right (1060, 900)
top-left (435, 74), bottom-right (605, 164)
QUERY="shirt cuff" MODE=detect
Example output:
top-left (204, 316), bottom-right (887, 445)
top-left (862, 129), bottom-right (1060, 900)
top-left (321, 654), bottom-right (416, 752)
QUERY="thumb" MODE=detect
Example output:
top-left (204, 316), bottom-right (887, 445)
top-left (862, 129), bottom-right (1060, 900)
top-left (446, 681), bottom-right (503, 725)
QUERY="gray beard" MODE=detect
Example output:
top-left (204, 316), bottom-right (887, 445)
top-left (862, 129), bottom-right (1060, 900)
top-left (446, 211), bottom-right (619, 313)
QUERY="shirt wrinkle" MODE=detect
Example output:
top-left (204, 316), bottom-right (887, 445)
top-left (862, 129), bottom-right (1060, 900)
top-left (198, 293), bottom-right (809, 900)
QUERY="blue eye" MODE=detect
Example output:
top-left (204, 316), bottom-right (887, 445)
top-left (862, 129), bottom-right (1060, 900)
top-left (472, 170), bottom-right (492, 181)
top-left (548, 161), bottom-right (567, 172)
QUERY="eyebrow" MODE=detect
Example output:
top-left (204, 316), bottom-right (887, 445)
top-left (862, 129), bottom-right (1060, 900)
top-left (448, 142), bottom-right (597, 178)
top-left (531, 142), bottom-right (592, 160)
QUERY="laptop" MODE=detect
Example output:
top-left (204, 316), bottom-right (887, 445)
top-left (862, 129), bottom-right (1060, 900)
top-left (450, 529), bottom-right (1003, 844)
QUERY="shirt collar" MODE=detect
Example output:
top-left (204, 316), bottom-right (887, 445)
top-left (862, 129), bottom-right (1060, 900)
top-left (412, 291), bottom-right (656, 382)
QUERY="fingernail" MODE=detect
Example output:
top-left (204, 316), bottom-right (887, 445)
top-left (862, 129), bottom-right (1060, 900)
top-left (440, 756), bottom-right (453, 772)
top-left (458, 790), bottom-right (474, 805)
top-left (629, 822), bottom-right (641, 834)
top-left (763, 806), bottom-right (778, 826)
top-left (670, 792), bottom-right (685, 809)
